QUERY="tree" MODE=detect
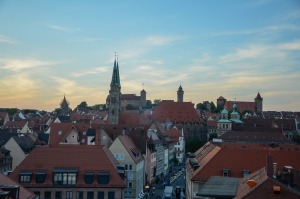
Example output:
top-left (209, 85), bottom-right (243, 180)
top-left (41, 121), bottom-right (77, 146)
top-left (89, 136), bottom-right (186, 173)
top-left (125, 104), bottom-right (136, 110)
top-left (209, 133), bottom-right (218, 141)
top-left (185, 137), bottom-right (205, 153)
top-left (210, 102), bottom-right (217, 113)
top-left (146, 100), bottom-right (152, 109)
top-left (91, 104), bottom-right (106, 111)
top-left (75, 101), bottom-right (91, 112)
top-left (196, 102), bottom-right (206, 111)
top-left (6, 108), bottom-right (18, 116)
top-left (153, 99), bottom-right (161, 105)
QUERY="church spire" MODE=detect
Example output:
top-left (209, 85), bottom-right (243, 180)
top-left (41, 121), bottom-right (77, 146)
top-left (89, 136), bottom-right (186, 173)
top-left (110, 53), bottom-right (121, 88)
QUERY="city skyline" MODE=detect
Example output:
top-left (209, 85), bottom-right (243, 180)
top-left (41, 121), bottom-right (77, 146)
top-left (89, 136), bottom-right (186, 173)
top-left (0, 0), bottom-right (300, 111)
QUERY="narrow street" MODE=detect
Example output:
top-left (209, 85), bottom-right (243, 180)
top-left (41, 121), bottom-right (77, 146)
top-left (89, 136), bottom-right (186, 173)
top-left (147, 165), bottom-right (186, 199)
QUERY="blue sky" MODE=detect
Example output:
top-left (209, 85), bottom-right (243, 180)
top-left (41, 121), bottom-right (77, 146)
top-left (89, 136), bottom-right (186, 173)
top-left (0, 0), bottom-right (300, 111)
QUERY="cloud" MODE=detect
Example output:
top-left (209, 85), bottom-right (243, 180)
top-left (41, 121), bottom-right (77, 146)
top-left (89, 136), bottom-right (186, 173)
top-left (50, 76), bottom-right (107, 108)
top-left (0, 73), bottom-right (42, 101)
top-left (208, 25), bottom-right (300, 38)
top-left (278, 40), bottom-right (300, 50)
top-left (219, 45), bottom-right (268, 63)
top-left (71, 67), bottom-right (110, 77)
top-left (285, 10), bottom-right (300, 21)
top-left (145, 36), bottom-right (181, 46)
top-left (0, 35), bottom-right (16, 44)
top-left (0, 58), bottom-right (61, 71)
top-left (44, 24), bottom-right (81, 32)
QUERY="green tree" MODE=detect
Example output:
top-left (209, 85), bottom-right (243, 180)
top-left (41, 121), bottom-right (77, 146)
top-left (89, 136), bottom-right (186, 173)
top-left (185, 137), bottom-right (205, 153)
top-left (91, 104), bottom-right (106, 111)
top-left (209, 133), bottom-right (218, 141)
top-left (210, 102), bottom-right (217, 113)
top-left (153, 99), bottom-right (161, 105)
top-left (146, 100), bottom-right (152, 109)
top-left (126, 104), bottom-right (136, 110)
top-left (6, 108), bottom-right (18, 116)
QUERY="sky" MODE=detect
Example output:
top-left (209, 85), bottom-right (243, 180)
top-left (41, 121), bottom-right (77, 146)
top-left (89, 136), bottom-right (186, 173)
top-left (0, 0), bottom-right (300, 112)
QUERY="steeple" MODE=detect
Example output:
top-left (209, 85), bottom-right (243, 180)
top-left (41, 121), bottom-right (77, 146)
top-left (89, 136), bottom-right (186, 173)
top-left (177, 84), bottom-right (184, 102)
top-left (107, 53), bottom-right (122, 124)
top-left (110, 53), bottom-right (121, 88)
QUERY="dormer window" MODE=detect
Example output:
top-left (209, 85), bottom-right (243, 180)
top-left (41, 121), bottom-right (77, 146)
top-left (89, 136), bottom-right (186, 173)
top-left (98, 172), bottom-right (110, 184)
top-left (84, 172), bottom-right (94, 184)
top-left (19, 172), bottom-right (32, 183)
top-left (53, 169), bottom-right (78, 186)
top-left (36, 172), bottom-right (46, 183)
top-left (222, 169), bottom-right (229, 177)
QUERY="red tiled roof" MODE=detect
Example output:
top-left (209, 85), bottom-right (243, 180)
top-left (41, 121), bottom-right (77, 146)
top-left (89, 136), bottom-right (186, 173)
top-left (0, 173), bottom-right (35, 199)
top-left (219, 131), bottom-right (293, 143)
top-left (152, 100), bottom-right (200, 123)
top-left (4, 120), bottom-right (27, 129)
top-left (49, 123), bottom-right (92, 145)
top-left (225, 101), bottom-right (255, 113)
top-left (9, 145), bottom-right (126, 188)
top-left (164, 128), bottom-right (181, 142)
top-left (235, 167), bottom-right (299, 199)
top-left (70, 113), bottom-right (94, 122)
top-left (118, 135), bottom-right (144, 164)
top-left (0, 112), bottom-right (8, 120)
top-left (191, 143), bottom-right (300, 181)
top-left (119, 113), bottom-right (151, 125)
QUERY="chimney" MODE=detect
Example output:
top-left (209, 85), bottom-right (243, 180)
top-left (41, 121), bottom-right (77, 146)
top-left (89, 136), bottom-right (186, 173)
top-left (273, 163), bottom-right (277, 178)
top-left (266, 155), bottom-right (273, 178)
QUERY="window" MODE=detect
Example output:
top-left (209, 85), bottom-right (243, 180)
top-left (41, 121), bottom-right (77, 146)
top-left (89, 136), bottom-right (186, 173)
top-left (85, 172), bottom-right (94, 184)
top-left (125, 164), bottom-right (128, 170)
top-left (127, 172), bottom-right (133, 180)
top-left (129, 165), bottom-right (132, 170)
top-left (108, 191), bottom-right (115, 199)
top-left (34, 192), bottom-right (40, 199)
top-left (36, 172), bottom-right (46, 183)
top-left (19, 172), bottom-right (32, 183)
top-left (53, 169), bottom-right (77, 185)
top-left (243, 170), bottom-right (250, 177)
top-left (44, 191), bottom-right (51, 199)
top-left (66, 191), bottom-right (73, 199)
top-left (222, 169), bottom-right (229, 177)
top-left (98, 172), bottom-right (110, 184)
top-left (87, 191), bottom-right (94, 199)
top-left (128, 182), bottom-right (132, 188)
top-left (55, 191), bottom-right (62, 199)
top-left (76, 191), bottom-right (83, 199)
top-left (97, 192), bottom-right (104, 199)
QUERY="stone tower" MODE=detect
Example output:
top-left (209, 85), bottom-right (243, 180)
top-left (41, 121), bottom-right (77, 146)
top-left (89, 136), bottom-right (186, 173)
top-left (107, 55), bottom-right (121, 124)
top-left (60, 94), bottom-right (70, 115)
top-left (140, 89), bottom-right (146, 106)
top-left (177, 85), bottom-right (184, 102)
top-left (254, 92), bottom-right (263, 113)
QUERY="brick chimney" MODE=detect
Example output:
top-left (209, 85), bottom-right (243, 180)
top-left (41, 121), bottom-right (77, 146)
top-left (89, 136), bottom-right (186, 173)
top-left (266, 154), bottom-right (273, 178)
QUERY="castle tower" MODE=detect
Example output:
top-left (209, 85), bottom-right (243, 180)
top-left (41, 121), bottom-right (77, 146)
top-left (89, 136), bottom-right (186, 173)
top-left (217, 95), bottom-right (226, 108)
top-left (107, 55), bottom-right (121, 124)
top-left (177, 85), bottom-right (184, 102)
top-left (254, 92), bottom-right (263, 113)
top-left (140, 89), bottom-right (146, 107)
top-left (60, 94), bottom-right (70, 115)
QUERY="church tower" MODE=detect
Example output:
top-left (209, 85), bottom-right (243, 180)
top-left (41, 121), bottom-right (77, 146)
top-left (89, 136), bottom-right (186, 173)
top-left (254, 92), bottom-right (263, 113)
top-left (60, 94), bottom-right (70, 115)
top-left (177, 85), bottom-right (184, 102)
top-left (107, 55), bottom-right (121, 124)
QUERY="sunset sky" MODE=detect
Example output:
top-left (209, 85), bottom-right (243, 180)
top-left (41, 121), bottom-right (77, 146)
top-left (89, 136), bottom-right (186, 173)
top-left (0, 0), bottom-right (300, 111)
